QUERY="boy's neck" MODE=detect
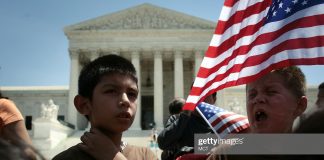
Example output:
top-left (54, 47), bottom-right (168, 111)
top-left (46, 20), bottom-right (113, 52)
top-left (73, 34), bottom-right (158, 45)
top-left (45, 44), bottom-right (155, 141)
top-left (103, 131), bottom-right (123, 148)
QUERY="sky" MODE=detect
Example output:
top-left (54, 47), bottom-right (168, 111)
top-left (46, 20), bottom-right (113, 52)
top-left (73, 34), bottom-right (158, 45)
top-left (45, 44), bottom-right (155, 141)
top-left (0, 0), bottom-right (323, 87)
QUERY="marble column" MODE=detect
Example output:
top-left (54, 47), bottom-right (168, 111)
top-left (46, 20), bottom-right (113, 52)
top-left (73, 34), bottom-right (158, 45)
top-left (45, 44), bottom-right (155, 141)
top-left (68, 49), bottom-right (79, 129)
top-left (194, 50), bottom-right (204, 77)
top-left (154, 51), bottom-right (164, 129)
top-left (174, 51), bottom-right (184, 98)
top-left (130, 51), bottom-right (141, 130)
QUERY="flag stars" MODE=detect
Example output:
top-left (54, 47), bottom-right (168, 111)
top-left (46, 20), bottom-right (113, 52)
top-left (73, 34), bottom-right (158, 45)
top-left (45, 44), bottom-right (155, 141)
top-left (292, 0), bottom-right (298, 4)
top-left (273, 11), bottom-right (277, 17)
top-left (302, 0), bottom-right (308, 5)
top-left (285, 7), bottom-right (291, 13)
top-left (279, 2), bottom-right (283, 8)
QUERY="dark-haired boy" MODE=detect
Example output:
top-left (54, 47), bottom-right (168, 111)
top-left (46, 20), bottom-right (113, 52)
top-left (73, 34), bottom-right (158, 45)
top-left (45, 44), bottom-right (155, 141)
top-left (53, 54), bottom-right (157, 160)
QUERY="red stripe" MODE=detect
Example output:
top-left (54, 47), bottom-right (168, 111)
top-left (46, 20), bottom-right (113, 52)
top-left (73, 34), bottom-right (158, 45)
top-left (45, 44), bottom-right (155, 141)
top-left (215, 0), bottom-right (271, 34)
top-left (224, 0), bottom-right (238, 7)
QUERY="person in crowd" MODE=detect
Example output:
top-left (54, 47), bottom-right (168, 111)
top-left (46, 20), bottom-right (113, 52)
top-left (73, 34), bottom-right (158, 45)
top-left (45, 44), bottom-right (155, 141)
top-left (157, 92), bottom-right (217, 159)
top-left (315, 82), bottom-right (324, 109)
top-left (164, 97), bottom-right (185, 127)
top-left (160, 97), bottom-right (185, 160)
top-left (0, 91), bottom-right (36, 159)
top-left (53, 54), bottom-right (157, 160)
top-left (207, 66), bottom-right (308, 160)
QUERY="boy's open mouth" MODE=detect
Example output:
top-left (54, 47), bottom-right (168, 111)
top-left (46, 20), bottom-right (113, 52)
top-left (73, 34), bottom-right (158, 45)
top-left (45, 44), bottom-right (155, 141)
top-left (255, 111), bottom-right (267, 122)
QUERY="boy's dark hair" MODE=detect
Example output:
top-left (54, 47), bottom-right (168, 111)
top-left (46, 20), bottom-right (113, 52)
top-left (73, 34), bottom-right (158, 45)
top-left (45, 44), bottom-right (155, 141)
top-left (78, 54), bottom-right (138, 99)
top-left (168, 98), bottom-right (185, 115)
top-left (319, 82), bottom-right (324, 90)
top-left (211, 92), bottom-right (217, 100)
top-left (272, 66), bottom-right (306, 98)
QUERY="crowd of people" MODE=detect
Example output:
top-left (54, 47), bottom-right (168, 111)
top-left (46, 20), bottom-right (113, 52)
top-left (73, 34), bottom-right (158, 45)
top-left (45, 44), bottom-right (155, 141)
top-left (1, 54), bottom-right (324, 160)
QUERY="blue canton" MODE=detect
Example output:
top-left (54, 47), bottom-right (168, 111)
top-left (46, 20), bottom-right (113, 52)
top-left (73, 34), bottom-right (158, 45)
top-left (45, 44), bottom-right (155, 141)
top-left (197, 102), bottom-right (225, 119)
top-left (265, 0), bottom-right (323, 23)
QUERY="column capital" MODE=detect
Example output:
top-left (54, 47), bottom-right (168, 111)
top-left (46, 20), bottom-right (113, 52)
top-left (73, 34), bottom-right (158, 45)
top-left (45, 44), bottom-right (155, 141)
top-left (131, 51), bottom-right (140, 59)
top-left (69, 49), bottom-right (79, 59)
top-left (109, 48), bottom-right (121, 55)
top-left (153, 50), bottom-right (162, 57)
top-left (174, 50), bottom-right (183, 58)
top-left (194, 50), bottom-right (204, 56)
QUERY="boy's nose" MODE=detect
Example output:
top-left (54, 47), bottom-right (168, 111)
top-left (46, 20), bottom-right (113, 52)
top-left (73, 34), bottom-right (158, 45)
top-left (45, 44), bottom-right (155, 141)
top-left (119, 93), bottom-right (130, 107)
top-left (253, 94), bottom-right (266, 104)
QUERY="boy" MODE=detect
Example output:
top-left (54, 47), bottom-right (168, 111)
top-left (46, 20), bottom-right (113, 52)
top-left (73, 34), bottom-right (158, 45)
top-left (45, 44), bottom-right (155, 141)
top-left (207, 66), bottom-right (308, 159)
top-left (246, 66), bottom-right (307, 133)
top-left (53, 54), bottom-right (157, 160)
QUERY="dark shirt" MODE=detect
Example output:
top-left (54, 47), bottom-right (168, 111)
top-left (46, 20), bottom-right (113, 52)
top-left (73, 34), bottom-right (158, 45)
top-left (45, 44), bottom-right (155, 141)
top-left (158, 112), bottom-right (213, 150)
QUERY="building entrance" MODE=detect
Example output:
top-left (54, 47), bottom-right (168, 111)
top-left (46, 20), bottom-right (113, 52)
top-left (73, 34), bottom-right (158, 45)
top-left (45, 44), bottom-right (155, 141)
top-left (141, 96), bottom-right (154, 130)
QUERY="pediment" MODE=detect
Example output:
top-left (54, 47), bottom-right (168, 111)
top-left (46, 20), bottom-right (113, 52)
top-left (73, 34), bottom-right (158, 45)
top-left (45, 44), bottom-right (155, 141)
top-left (65, 3), bottom-right (215, 31)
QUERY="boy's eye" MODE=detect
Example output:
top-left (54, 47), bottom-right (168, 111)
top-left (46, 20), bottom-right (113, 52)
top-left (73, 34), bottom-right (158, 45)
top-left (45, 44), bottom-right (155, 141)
top-left (127, 92), bottom-right (138, 100)
top-left (247, 91), bottom-right (256, 99)
top-left (105, 89), bottom-right (118, 95)
top-left (266, 90), bottom-right (277, 95)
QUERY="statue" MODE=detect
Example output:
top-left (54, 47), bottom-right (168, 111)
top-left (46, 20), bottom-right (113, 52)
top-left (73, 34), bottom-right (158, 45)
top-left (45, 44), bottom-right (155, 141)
top-left (40, 99), bottom-right (59, 122)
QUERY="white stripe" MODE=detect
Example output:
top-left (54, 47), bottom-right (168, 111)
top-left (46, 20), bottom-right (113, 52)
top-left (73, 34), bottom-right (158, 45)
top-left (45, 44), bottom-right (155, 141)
top-left (219, 0), bottom-right (266, 21)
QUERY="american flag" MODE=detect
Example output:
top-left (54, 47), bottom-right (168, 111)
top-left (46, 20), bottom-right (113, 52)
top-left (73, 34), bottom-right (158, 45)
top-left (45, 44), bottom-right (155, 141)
top-left (184, 0), bottom-right (324, 110)
top-left (196, 102), bottom-right (250, 138)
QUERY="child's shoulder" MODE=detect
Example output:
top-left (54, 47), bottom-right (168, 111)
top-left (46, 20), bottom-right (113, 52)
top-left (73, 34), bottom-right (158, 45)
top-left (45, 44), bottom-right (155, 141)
top-left (53, 145), bottom-right (94, 160)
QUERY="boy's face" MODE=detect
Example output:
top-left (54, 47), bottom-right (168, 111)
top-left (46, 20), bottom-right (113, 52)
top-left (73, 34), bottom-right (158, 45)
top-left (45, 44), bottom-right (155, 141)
top-left (88, 73), bottom-right (138, 134)
top-left (246, 72), bottom-right (305, 133)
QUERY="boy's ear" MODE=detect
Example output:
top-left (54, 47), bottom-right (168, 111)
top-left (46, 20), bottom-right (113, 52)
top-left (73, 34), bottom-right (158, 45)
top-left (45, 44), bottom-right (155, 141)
top-left (294, 96), bottom-right (307, 117)
top-left (74, 95), bottom-right (91, 115)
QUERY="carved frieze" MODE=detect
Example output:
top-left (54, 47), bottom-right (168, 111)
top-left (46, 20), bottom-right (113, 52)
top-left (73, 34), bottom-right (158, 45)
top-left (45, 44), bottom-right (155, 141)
top-left (73, 4), bottom-right (215, 31)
